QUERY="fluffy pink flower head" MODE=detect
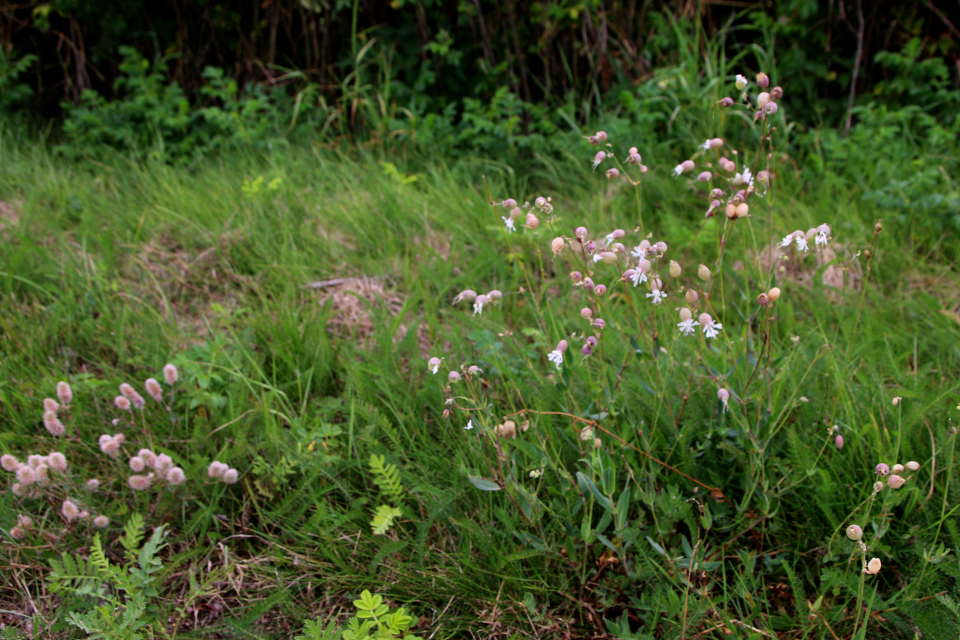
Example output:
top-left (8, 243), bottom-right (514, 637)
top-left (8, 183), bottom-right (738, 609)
top-left (100, 436), bottom-right (120, 457)
top-left (128, 474), bottom-right (153, 491)
top-left (145, 378), bottom-right (163, 403)
top-left (129, 456), bottom-right (145, 472)
top-left (93, 515), bottom-right (109, 528)
top-left (114, 396), bottom-right (131, 411)
top-left (17, 514), bottom-right (33, 529)
top-left (86, 479), bottom-right (101, 490)
top-left (48, 452), bottom-right (67, 472)
top-left (43, 411), bottom-right (65, 437)
top-left (56, 381), bottom-right (72, 406)
top-left (43, 398), bottom-right (59, 413)
top-left (1, 454), bottom-right (19, 472)
top-left (139, 449), bottom-right (157, 468)
top-left (155, 454), bottom-right (173, 473)
top-left (163, 364), bottom-right (179, 385)
top-left (10, 526), bottom-right (26, 540)
top-left (166, 467), bottom-right (186, 486)
top-left (221, 468), bottom-right (239, 484)
top-left (62, 499), bottom-right (80, 521)
top-left (208, 461), bottom-right (228, 478)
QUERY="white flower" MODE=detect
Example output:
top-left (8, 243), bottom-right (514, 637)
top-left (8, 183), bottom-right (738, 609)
top-left (677, 319), bottom-right (697, 336)
top-left (547, 349), bottom-right (564, 370)
top-left (464, 420), bottom-right (474, 431)
top-left (502, 216), bottom-right (515, 232)
top-left (645, 290), bottom-right (667, 305)
top-left (735, 74), bottom-right (748, 90)
top-left (701, 139), bottom-right (711, 150)
top-left (630, 269), bottom-right (647, 287)
top-left (795, 235), bottom-right (809, 252)
top-left (733, 167), bottom-right (753, 187)
top-left (815, 228), bottom-right (829, 247)
top-left (703, 319), bottom-right (723, 339)
top-left (529, 469), bottom-right (541, 478)
top-left (673, 164), bottom-right (684, 177)
top-left (592, 254), bottom-right (602, 263)
top-left (631, 245), bottom-right (647, 260)
top-left (780, 234), bottom-right (795, 248)
top-left (473, 301), bottom-right (484, 315)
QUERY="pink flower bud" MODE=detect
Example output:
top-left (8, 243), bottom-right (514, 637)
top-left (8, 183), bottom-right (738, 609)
top-left (697, 171), bottom-right (712, 182)
top-left (767, 287), bottom-right (781, 302)
top-left (570, 271), bottom-right (583, 283)
top-left (720, 97), bottom-right (734, 107)
top-left (551, 237), bottom-right (565, 254)
top-left (525, 213), bottom-right (539, 230)
top-left (680, 160), bottom-right (695, 173)
top-left (679, 308), bottom-right (692, 322)
top-left (606, 168), bottom-right (620, 180)
top-left (582, 278), bottom-right (594, 290)
top-left (865, 558), bottom-right (881, 575)
top-left (581, 308), bottom-right (592, 319)
top-left (596, 131), bottom-right (607, 142)
top-left (698, 265), bottom-right (711, 281)
top-left (717, 388), bottom-right (729, 402)
top-left (685, 289), bottom-right (699, 304)
top-left (905, 461), bottom-right (920, 471)
top-left (557, 340), bottom-right (568, 353)
top-left (584, 240), bottom-right (596, 254)
top-left (875, 463), bottom-right (890, 476)
top-left (770, 86), bottom-right (783, 100)
top-left (503, 198), bottom-right (517, 209)
top-left (600, 252), bottom-right (617, 264)
top-left (669, 261), bottom-right (681, 278)
top-left (846, 524), bottom-right (862, 540)
top-left (145, 378), bottom-right (163, 403)
top-left (163, 364), bottom-right (179, 385)
top-left (835, 434), bottom-right (844, 449)
top-left (592, 318), bottom-right (606, 330)
top-left (757, 92), bottom-right (770, 109)
top-left (56, 381), bottom-right (72, 406)
top-left (448, 371), bottom-right (461, 383)
top-left (757, 72), bottom-right (769, 88)
top-left (575, 226), bottom-right (588, 239)
top-left (594, 284), bottom-right (607, 295)
top-left (453, 289), bottom-right (477, 304)
top-left (887, 474), bottom-right (905, 489)
top-left (764, 102), bottom-right (778, 115)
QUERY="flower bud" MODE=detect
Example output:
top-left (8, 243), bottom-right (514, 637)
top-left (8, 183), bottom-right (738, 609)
top-left (467, 365), bottom-right (482, 376)
top-left (427, 357), bottom-right (442, 374)
top-left (757, 170), bottom-right (770, 184)
top-left (581, 308), bottom-right (592, 319)
top-left (875, 463), bottom-right (890, 476)
top-left (735, 74), bottom-right (748, 90)
top-left (905, 461), bottom-right (920, 471)
top-left (680, 160), bottom-right (696, 174)
top-left (596, 131), bottom-right (607, 142)
top-left (835, 434), bottom-right (844, 449)
top-left (594, 284), bottom-right (607, 296)
top-left (594, 151), bottom-right (607, 166)
top-left (638, 259), bottom-right (651, 274)
top-left (592, 318), bottom-right (606, 330)
top-left (697, 171), bottom-right (712, 182)
top-left (767, 287), bottom-right (781, 302)
top-left (735, 202), bottom-right (749, 218)
top-left (764, 102), bottom-right (779, 115)
top-left (606, 168), bottom-right (620, 180)
top-left (709, 138), bottom-right (724, 149)
top-left (575, 226), bottom-right (588, 239)
top-left (717, 388), bottom-right (730, 402)
top-left (454, 289), bottom-right (477, 304)
top-left (887, 474), bottom-right (905, 489)
top-left (770, 86), bottom-right (783, 100)
top-left (865, 558), bottom-right (882, 575)
top-left (757, 293), bottom-right (770, 306)
top-left (600, 251), bottom-right (618, 264)
top-left (584, 241), bottom-right (596, 254)
top-left (503, 198), bottom-right (517, 209)
top-left (873, 481), bottom-right (884, 493)
top-left (582, 278), bottom-right (594, 290)
top-left (570, 271), bottom-right (583, 283)
top-left (725, 203), bottom-right (737, 219)
top-left (669, 261), bottom-right (681, 278)
top-left (846, 524), bottom-right (863, 541)
top-left (721, 97), bottom-right (734, 107)
top-left (56, 381), bottom-right (72, 406)
top-left (679, 308), bottom-right (693, 322)
top-left (594, 437), bottom-right (602, 449)
top-left (525, 213), bottom-right (539, 230)
top-left (874, 222), bottom-right (882, 235)
top-left (685, 289), bottom-right (699, 304)
top-left (556, 340), bottom-right (568, 353)
top-left (757, 92), bottom-right (770, 109)
top-left (891, 463), bottom-right (904, 474)
top-left (496, 421), bottom-right (517, 438)
top-left (757, 72), bottom-right (769, 88)
top-left (448, 371), bottom-right (461, 383)
top-left (655, 241), bottom-right (667, 254)
top-left (698, 265), bottom-right (711, 281)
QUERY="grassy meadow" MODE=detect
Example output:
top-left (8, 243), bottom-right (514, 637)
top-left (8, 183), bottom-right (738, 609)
top-left (1, 111), bottom-right (959, 640)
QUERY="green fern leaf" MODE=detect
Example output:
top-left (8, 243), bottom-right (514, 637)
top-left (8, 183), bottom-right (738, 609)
top-left (370, 504), bottom-right (403, 535)
top-left (369, 454), bottom-right (404, 505)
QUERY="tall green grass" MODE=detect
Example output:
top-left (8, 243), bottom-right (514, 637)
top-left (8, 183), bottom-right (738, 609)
top-left (0, 131), bottom-right (958, 639)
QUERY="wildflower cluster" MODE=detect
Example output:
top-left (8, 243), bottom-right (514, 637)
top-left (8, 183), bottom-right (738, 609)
top-left (208, 461), bottom-right (240, 484)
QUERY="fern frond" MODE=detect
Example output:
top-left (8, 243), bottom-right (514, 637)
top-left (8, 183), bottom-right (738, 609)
top-left (369, 454), bottom-right (404, 505)
top-left (121, 513), bottom-right (146, 562)
top-left (370, 504), bottom-right (403, 535)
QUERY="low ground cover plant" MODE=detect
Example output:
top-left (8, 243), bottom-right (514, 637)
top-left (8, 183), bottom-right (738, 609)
top-left (0, 66), bottom-right (958, 639)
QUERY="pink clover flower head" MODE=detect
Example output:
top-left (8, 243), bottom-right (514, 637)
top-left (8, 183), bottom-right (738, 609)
top-left (129, 456), bottom-right (145, 472)
top-left (2, 454), bottom-right (20, 472)
top-left (473, 294), bottom-right (490, 316)
top-left (155, 454), bottom-right (173, 473)
top-left (163, 364), bottom-right (179, 385)
top-left (139, 449), bottom-right (157, 468)
top-left (128, 474), bottom-right (153, 491)
top-left (114, 396), bottom-right (131, 411)
top-left (48, 452), bottom-right (67, 472)
top-left (62, 499), bottom-right (81, 521)
top-left (221, 468), bottom-right (239, 484)
top-left (10, 526), bottom-right (26, 540)
top-left (427, 357), bottom-right (442, 375)
top-left (166, 467), bottom-right (186, 486)
top-left (887, 474), bottom-right (905, 489)
top-left (16, 465), bottom-right (37, 485)
top-left (453, 289), bottom-right (477, 304)
top-left (145, 378), bottom-right (163, 403)
top-left (100, 436), bottom-right (120, 457)
top-left (875, 463), bottom-right (890, 477)
top-left (56, 381), bottom-right (72, 406)
top-left (17, 514), bottom-right (33, 529)
top-left (208, 461), bottom-right (228, 478)
top-left (43, 398), bottom-right (59, 413)
top-left (551, 237), bottom-right (565, 254)
top-left (43, 410), bottom-right (65, 436)
top-left (448, 371), bottom-right (461, 383)
top-left (87, 478), bottom-right (101, 490)
top-left (698, 313), bottom-right (723, 339)
top-left (94, 515), bottom-right (110, 528)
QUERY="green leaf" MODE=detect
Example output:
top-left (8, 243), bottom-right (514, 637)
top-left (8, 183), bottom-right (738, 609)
top-left (468, 476), bottom-right (501, 491)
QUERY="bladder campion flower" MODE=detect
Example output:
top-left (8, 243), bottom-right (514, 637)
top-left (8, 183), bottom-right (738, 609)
top-left (887, 475), bottom-right (905, 489)
top-left (891, 463), bottom-right (904, 474)
top-left (698, 265), bottom-right (711, 281)
top-left (906, 461), bottom-right (920, 471)
top-left (677, 308), bottom-right (696, 336)
top-left (592, 151), bottom-right (607, 169)
top-left (698, 313), bottom-right (723, 339)
top-left (448, 371), bottom-right (461, 383)
top-left (846, 525), bottom-right (863, 541)
top-left (473, 294), bottom-right (489, 315)
top-left (865, 558), bottom-right (882, 575)
top-left (673, 160), bottom-right (695, 177)
top-left (645, 278), bottom-right (667, 305)
top-left (502, 215), bottom-right (516, 232)
top-left (735, 74), bottom-right (748, 90)
top-left (835, 435), bottom-right (844, 449)
top-left (551, 237), bottom-right (565, 254)
top-left (606, 168), bottom-right (619, 180)
top-left (548, 340), bottom-right (568, 370)
top-left (428, 357), bottom-right (442, 374)
top-left (768, 287), bottom-right (781, 302)
top-left (453, 289), bottom-right (477, 304)
top-left (875, 463), bottom-right (890, 477)
top-left (717, 388), bottom-right (730, 411)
